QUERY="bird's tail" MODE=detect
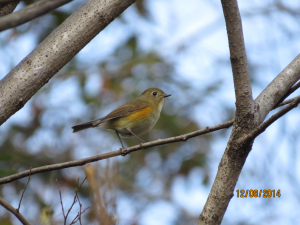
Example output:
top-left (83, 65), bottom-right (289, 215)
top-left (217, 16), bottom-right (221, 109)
top-left (72, 121), bottom-right (94, 133)
top-left (72, 118), bottom-right (103, 133)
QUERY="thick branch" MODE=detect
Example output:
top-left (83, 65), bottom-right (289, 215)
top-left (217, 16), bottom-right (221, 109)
top-left (197, 62), bottom-right (300, 225)
top-left (0, 197), bottom-right (31, 225)
top-left (198, 1), bottom-right (253, 221)
top-left (0, 120), bottom-right (233, 185)
top-left (221, 0), bottom-right (254, 119)
top-left (255, 54), bottom-right (300, 124)
top-left (0, 0), bottom-right (72, 32)
top-left (0, 0), bottom-right (136, 126)
top-left (197, 1), bottom-right (299, 224)
top-left (197, 65), bottom-right (300, 225)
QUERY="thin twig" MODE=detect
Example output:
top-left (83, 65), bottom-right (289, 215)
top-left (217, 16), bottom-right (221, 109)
top-left (70, 204), bottom-right (94, 225)
top-left (276, 96), bottom-right (300, 108)
top-left (56, 180), bottom-right (66, 224)
top-left (0, 0), bottom-right (73, 32)
top-left (67, 177), bottom-right (86, 225)
top-left (0, 120), bottom-right (232, 185)
top-left (75, 192), bottom-right (83, 225)
top-left (79, 176), bottom-right (87, 188)
top-left (74, 176), bottom-right (86, 225)
top-left (16, 167), bottom-right (31, 213)
top-left (65, 194), bottom-right (77, 223)
top-left (238, 96), bottom-right (300, 144)
top-left (0, 197), bottom-right (31, 225)
top-left (70, 212), bottom-right (80, 225)
top-left (75, 177), bottom-right (83, 225)
top-left (1, 93), bottom-right (300, 186)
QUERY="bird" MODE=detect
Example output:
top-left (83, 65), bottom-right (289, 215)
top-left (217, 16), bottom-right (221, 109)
top-left (72, 88), bottom-right (171, 148)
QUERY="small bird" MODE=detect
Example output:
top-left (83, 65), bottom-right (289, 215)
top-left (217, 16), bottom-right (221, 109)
top-left (72, 88), bottom-right (171, 148)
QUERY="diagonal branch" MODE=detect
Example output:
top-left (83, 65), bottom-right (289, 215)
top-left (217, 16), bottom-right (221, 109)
top-left (16, 168), bottom-right (31, 213)
top-left (238, 96), bottom-right (300, 144)
top-left (255, 54), bottom-right (300, 125)
top-left (56, 180), bottom-right (66, 224)
top-left (70, 204), bottom-right (94, 225)
top-left (275, 80), bottom-right (300, 107)
top-left (1, 93), bottom-right (298, 186)
top-left (0, 197), bottom-right (31, 225)
top-left (276, 95), bottom-right (300, 108)
top-left (0, 0), bottom-right (73, 32)
top-left (221, 0), bottom-right (254, 119)
top-left (0, 120), bottom-right (233, 185)
top-left (0, 0), bottom-right (136, 126)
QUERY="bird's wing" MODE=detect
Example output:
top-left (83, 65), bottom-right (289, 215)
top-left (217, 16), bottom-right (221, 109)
top-left (92, 99), bottom-right (149, 127)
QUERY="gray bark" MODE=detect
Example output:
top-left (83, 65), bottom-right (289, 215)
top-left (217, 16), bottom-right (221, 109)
top-left (0, 0), bottom-right (136, 126)
top-left (198, 0), bottom-right (300, 224)
top-left (254, 54), bottom-right (300, 125)
top-left (0, 0), bottom-right (72, 32)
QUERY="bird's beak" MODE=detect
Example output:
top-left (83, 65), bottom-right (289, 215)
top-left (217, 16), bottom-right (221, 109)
top-left (162, 94), bottom-right (171, 98)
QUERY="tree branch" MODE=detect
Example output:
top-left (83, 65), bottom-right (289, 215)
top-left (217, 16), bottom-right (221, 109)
top-left (0, 120), bottom-right (233, 185)
top-left (0, 0), bottom-right (72, 32)
top-left (221, 0), bottom-right (254, 120)
top-left (275, 80), bottom-right (300, 107)
top-left (197, 0), bottom-right (293, 224)
top-left (0, 93), bottom-right (298, 186)
top-left (74, 177), bottom-right (86, 225)
top-left (238, 96), bottom-right (300, 144)
top-left (0, 0), bottom-right (136, 126)
top-left (86, 165), bottom-right (114, 224)
top-left (70, 204), bottom-right (93, 225)
top-left (197, 63), bottom-right (300, 224)
top-left (198, 1), bottom-right (253, 224)
top-left (254, 54), bottom-right (300, 125)
top-left (0, 197), bottom-right (31, 225)
top-left (276, 95), bottom-right (300, 108)
top-left (16, 168), bottom-right (31, 213)
top-left (0, 0), bottom-right (19, 17)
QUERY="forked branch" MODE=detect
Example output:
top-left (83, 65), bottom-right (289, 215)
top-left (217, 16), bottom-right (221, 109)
top-left (0, 0), bottom-right (72, 32)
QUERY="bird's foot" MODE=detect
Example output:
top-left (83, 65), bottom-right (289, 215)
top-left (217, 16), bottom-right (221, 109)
top-left (120, 147), bottom-right (128, 156)
top-left (140, 141), bottom-right (146, 150)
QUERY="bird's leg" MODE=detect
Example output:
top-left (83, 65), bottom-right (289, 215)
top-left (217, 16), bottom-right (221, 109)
top-left (115, 131), bottom-right (125, 149)
top-left (126, 128), bottom-right (145, 143)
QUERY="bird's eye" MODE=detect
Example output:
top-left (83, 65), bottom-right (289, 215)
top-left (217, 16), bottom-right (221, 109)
top-left (152, 92), bottom-right (157, 96)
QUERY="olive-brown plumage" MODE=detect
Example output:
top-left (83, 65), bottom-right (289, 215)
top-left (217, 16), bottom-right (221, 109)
top-left (72, 88), bottom-right (171, 148)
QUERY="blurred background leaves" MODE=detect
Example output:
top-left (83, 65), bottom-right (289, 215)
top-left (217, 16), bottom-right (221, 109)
top-left (0, 0), bottom-right (300, 224)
